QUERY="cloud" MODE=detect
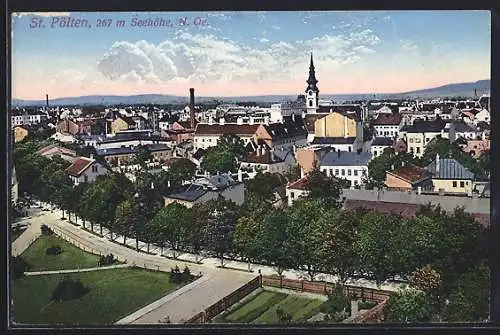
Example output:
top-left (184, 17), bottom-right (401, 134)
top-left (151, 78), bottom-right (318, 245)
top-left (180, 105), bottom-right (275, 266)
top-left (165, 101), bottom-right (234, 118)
top-left (96, 29), bottom-right (381, 85)
top-left (271, 25), bottom-right (280, 30)
top-left (12, 12), bottom-right (71, 17)
top-left (400, 39), bottom-right (418, 51)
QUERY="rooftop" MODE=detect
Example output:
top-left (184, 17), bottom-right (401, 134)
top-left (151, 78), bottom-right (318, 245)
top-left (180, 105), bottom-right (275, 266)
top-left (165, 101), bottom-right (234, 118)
top-left (387, 165), bottom-right (432, 184)
top-left (164, 187), bottom-right (208, 202)
top-left (372, 114), bottom-right (403, 126)
top-left (425, 157), bottom-right (475, 180)
top-left (311, 137), bottom-right (356, 145)
top-left (66, 157), bottom-right (94, 177)
top-left (400, 119), bottom-right (446, 133)
top-left (372, 137), bottom-right (394, 146)
top-left (287, 177), bottom-right (310, 191)
top-left (195, 123), bottom-right (260, 136)
top-left (97, 144), bottom-right (171, 156)
top-left (319, 151), bottom-right (371, 167)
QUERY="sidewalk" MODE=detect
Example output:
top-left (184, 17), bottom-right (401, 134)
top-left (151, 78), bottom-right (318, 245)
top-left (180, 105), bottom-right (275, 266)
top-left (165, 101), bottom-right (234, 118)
top-left (24, 264), bottom-right (131, 276)
top-left (11, 220), bottom-right (42, 257)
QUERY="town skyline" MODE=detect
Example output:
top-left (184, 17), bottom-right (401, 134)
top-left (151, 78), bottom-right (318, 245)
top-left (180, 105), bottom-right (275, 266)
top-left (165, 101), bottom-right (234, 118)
top-left (12, 10), bottom-right (490, 100)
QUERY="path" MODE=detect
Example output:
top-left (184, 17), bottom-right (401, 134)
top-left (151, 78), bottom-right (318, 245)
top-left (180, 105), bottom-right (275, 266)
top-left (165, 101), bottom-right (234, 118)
top-left (11, 213), bottom-right (44, 257)
top-left (24, 264), bottom-right (131, 276)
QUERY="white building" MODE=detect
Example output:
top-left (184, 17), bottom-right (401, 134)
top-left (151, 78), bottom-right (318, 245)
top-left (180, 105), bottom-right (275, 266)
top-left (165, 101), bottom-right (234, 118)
top-left (193, 122), bottom-right (260, 150)
top-left (239, 146), bottom-right (297, 179)
top-left (286, 177), bottom-right (310, 206)
top-left (319, 151), bottom-right (371, 188)
top-left (370, 137), bottom-right (394, 158)
top-left (372, 114), bottom-right (404, 139)
top-left (66, 156), bottom-right (108, 186)
top-left (399, 120), bottom-right (449, 158)
top-left (11, 110), bottom-right (49, 127)
top-left (449, 121), bottom-right (478, 142)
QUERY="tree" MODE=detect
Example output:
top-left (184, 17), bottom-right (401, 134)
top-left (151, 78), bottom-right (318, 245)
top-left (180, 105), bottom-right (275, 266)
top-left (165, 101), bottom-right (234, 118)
top-left (187, 203), bottom-right (211, 262)
top-left (287, 199), bottom-right (330, 281)
top-left (202, 198), bottom-right (238, 266)
top-left (168, 158), bottom-right (197, 187)
top-left (443, 262), bottom-right (490, 322)
top-left (386, 288), bottom-right (434, 323)
top-left (305, 168), bottom-right (342, 208)
top-left (284, 164), bottom-right (301, 182)
top-left (134, 145), bottom-right (153, 168)
top-left (217, 134), bottom-right (245, 161)
top-left (321, 286), bottom-right (351, 322)
top-left (200, 148), bottom-right (237, 174)
top-left (320, 209), bottom-right (361, 284)
top-left (231, 215), bottom-right (260, 271)
top-left (254, 210), bottom-right (296, 282)
top-left (409, 266), bottom-right (442, 297)
top-left (245, 172), bottom-right (285, 200)
top-left (114, 199), bottom-right (136, 244)
top-left (148, 203), bottom-right (192, 259)
top-left (354, 211), bottom-right (403, 286)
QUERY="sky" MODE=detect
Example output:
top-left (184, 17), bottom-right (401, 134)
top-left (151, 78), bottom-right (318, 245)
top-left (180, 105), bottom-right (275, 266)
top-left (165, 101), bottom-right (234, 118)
top-left (11, 11), bottom-right (491, 99)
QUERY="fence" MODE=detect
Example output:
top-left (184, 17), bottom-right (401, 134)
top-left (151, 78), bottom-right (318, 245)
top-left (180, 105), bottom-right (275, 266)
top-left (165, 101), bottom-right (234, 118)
top-left (261, 276), bottom-right (392, 303)
top-left (185, 275), bottom-right (262, 324)
top-left (350, 298), bottom-right (389, 323)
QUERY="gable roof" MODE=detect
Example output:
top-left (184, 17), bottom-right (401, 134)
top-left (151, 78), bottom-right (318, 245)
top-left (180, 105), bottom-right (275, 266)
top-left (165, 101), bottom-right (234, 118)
top-left (66, 157), bottom-right (94, 177)
top-left (372, 137), bottom-right (394, 146)
top-left (425, 157), bottom-right (475, 180)
top-left (311, 137), bottom-right (357, 145)
top-left (287, 177), bottom-right (310, 191)
top-left (195, 123), bottom-right (260, 136)
top-left (452, 121), bottom-right (477, 133)
top-left (242, 150), bottom-right (284, 165)
top-left (319, 151), bottom-right (371, 167)
top-left (387, 165), bottom-right (432, 184)
top-left (164, 187), bottom-right (208, 202)
top-left (262, 117), bottom-right (308, 140)
top-left (192, 148), bottom-right (206, 160)
top-left (372, 113), bottom-right (403, 126)
top-left (400, 119), bottom-right (446, 133)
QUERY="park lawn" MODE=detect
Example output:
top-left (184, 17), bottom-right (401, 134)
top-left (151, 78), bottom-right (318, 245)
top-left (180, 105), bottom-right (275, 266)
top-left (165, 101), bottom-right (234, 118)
top-left (20, 234), bottom-right (100, 271)
top-left (217, 289), bottom-right (323, 324)
top-left (11, 267), bottom-right (185, 325)
top-left (253, 294), bottom-right (324, 324)
top-left (220, 290), bottom-right (287, 323)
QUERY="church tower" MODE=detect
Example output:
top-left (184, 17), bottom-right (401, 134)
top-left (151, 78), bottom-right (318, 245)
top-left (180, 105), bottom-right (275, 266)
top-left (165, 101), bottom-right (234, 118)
top-left (305, 53), bottom-right (319, 114)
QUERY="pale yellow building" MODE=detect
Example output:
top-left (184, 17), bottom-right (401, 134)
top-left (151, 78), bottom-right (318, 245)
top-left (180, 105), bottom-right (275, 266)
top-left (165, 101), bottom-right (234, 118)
top-left (313, 112), bottom-right (358, 138)
top-left (424, 154), bottom-right (475, 195)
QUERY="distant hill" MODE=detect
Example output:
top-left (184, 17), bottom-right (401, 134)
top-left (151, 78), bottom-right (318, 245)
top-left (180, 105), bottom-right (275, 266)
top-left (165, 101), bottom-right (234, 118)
top-left (11, 79), bottom-right (490, 106)
top-left (394, 79), bottom-right (490, 98)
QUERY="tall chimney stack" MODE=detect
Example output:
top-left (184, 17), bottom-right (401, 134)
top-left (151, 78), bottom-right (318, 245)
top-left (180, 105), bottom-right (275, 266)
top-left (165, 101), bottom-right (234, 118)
top-left (189, 88), bottom-right (195, 129)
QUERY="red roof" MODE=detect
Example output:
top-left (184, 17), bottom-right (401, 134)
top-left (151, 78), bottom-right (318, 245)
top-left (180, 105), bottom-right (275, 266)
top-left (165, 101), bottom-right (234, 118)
top-left (287, 177), bottom-right (309, 191)
top-left (76, 119), bottom-right (98, 127)
top-left (66, 157), bottom-right (94, 177)
top-left (387, 165), bottom-right (432, 184)
top-left (372, 114), bottom-right (403, 126)
top-left (195, 123), bottom-right (260, 136)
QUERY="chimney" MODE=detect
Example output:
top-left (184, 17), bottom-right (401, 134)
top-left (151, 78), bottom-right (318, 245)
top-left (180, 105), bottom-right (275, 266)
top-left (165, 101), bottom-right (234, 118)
top-left (189, 88), bottom-right (195, 129)
top-left (46, 94), bottom-right (49, 111)
top-left (436, 153), bottom-right (440, 174)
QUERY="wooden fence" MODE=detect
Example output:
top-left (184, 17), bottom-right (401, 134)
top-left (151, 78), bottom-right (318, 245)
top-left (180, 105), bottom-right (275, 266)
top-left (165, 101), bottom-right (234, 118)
top-left (261, 276), bottom-right (392, 303)
top-left (185, 275), bottom-right (261, 324)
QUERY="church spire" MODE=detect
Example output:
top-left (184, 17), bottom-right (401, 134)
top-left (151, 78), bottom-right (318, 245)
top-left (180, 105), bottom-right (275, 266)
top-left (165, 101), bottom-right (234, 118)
top-left (306, 52), bottom-right (319, 93)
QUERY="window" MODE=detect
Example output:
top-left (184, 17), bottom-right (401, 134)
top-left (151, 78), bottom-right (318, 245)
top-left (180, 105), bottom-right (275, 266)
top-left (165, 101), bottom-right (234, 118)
top-left (374, 151), bottom-right (378, 157)
top-left (416, 147), bottom-right (420, 154)
top-left (341, 169), bottom-right (345, 176)
top-left (309, 100), bottom-right (313, 107)
top-left (330, 169), bottom-right (333, 176)
top-left (453, 181), bottom-right (457, 187)
top-left (354, 170), bottom-right (358, 176)
top-left (348, 169), bottom-right (352, 176)
top-left (84, 175), bottom-right (88, 183)
top-left (348, 147), bottom-right (352, 152)
top-left (354, 180), bottom-right (358, 186)
top-left (409, 138), bottom-right (414, 143)
top-left (290, 192), bottom-right (295, 199)
top-left (92, 165), bottom-right (98, 173)
top-left (460, 181), bottom-right (465, 188)
top-left (335, 169), bottom-right (339, 175)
